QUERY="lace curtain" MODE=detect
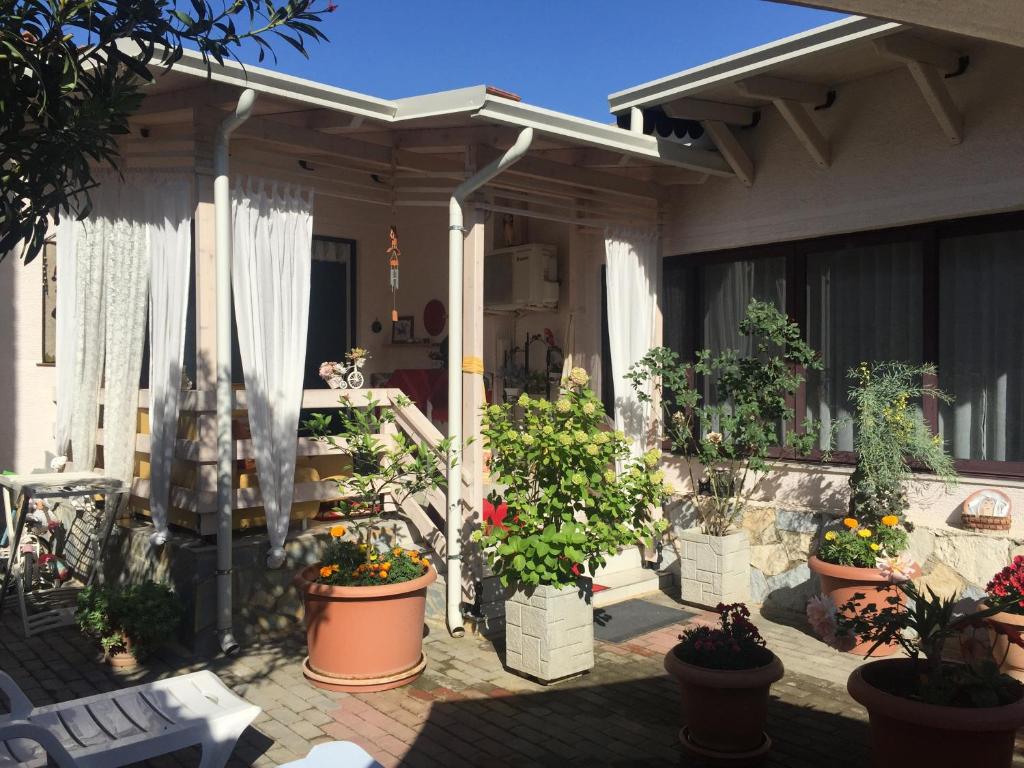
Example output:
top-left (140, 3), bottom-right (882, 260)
top-left (232, 178), bottom-right (313, 568)
top-left (605, 228), bottom-right (659, 456)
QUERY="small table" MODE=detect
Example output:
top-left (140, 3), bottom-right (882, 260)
top-left (0, 472), bottom-right (124, 637)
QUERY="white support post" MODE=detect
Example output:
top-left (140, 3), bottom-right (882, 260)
top-left (701, 120), bottom-right (755, 187)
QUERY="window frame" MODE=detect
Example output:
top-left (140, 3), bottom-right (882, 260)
top-left (661, 210), bottom-right (1024, 479)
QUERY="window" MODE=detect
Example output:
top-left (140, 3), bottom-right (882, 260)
top-left (660, 211), bottom-right (1024, 477)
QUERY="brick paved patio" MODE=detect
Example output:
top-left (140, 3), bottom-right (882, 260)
top-left (2, 593), bottom-right (1021, 767)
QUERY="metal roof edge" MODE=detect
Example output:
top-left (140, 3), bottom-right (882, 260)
top-left (473, 97), bottom-right (733, 177)
top-left (391, 86), bottom-right (489, 121)
top-left (607, 15), bottom-right (902, 112)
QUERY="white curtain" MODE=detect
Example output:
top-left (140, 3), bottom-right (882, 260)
top-left (804, 243), bottom-right (923, 451)
top-left (938, 230), bottom-right (1024, 462)
top-left (232, 179), bottom-right (313, 568)
top-left (54, 213), bottom-right (80, 457)
top-left (147, 178), bottom-right (193, 545)
top-left (605, 228), bottom-right (659, 456)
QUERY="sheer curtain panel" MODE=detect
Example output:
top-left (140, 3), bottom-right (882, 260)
top-left (232, 179), bottom-right (314, 568)
top-left (605, 228), bottom-right (660, 456)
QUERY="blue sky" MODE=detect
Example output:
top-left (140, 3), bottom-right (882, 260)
top-left (239, 1), bottom-right (843, 122)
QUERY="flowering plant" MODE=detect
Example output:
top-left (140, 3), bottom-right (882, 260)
top-left (673, 603), bottom-right (772, 670)
top-left (627, 301), bottom-right (825, 536)
top-left (817, 514), bottom-right (909, 568)
top-left (473, 367), bottom-right (669, 588)
top-left (809, 576), bottom-right (1024, 707)
top-left (346, 347), bottom-right (370, 363)
top-left (318, 361), bottom-right (344, 381)
top-left (316, 524), bottom-right (431, 586)
top-left (987, 556), bottom-right (1024, 615)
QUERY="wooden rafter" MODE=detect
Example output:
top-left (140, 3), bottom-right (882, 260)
top-left (701, 121), bottom-right (754, 187)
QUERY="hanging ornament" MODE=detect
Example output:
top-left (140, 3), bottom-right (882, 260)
top-left (386, 225), bottom-right (401, 322)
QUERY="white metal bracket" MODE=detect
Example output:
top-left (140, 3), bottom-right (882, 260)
top-left (736, 77), bottom-right (831, 168)
top-left (701, 120), bottom-right (754, 187)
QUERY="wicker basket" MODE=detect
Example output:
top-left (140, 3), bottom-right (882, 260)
top-left (960, 488), bottom-right (1012, 532)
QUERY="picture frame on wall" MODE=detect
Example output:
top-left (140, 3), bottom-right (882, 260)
top-left (392, 315), bottom-right (414, 343)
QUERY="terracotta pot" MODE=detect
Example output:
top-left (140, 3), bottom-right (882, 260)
top-left (294, 564), bottom-right (435, 692)
top-left (848, 658), bottom-right (1024, 768)
top-left (105, 637), bottom-right (137, 669)
top-left (664, 646), bottom-right (784, 758)
top-left (808, 555), bottom-right (902, 656)
top-left (989, 609), bottom-right (1024, 683)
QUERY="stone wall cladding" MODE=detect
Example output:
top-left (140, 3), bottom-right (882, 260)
top-left (505, 582), bottom-right (594, 682)
top-left (679, 529), bottom-right (750, 607)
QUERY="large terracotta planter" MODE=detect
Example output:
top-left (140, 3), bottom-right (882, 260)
top-left (664, 646), bottom-right (784, 760)
top-left (294, 564), bottom-right (436, 692)
top-left (808, 555), bottom-right (902, 656)
top-left (989, 609), bottom-right (1024, 683)
top-left (848, 658), bottom-right (1024, 768)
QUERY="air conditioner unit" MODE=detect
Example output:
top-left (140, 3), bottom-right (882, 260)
top-left (485, 244), bottom-right (559, 311)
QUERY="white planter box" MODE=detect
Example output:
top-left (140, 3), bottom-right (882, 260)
top-left (505, 582), bottom-right (594, 683)
top-left (679, 529), bottom-right (750, 608)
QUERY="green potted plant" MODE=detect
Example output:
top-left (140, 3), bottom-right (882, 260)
top-left (809, 361), bottom-right (957, 655)
top-left (664, 602), bottom-right (784, 760)
top-left (818, 578), bottom-right (1024, 768)
top-left (985, 556), bottom-right (1024, 681)
top-left (75, 581), bottom-right (183, 668)
top-left (628, 300), bottom-right (823, 608)
top-left (297, 394), bottom-right (454, 692)
top-left (474, 367), bottom-right (669, 683)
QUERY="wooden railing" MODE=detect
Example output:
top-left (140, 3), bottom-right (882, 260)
top-left (114, 388), bottom-right (452, 558)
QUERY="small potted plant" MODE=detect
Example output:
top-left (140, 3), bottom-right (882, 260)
top-left (824, 577), bottom-right (1024, 768)
top-left (346, 346), bottom-right (370, 369)
top-left (297, 394), bottom-right (454, 692)
top-left (809, 362), bottom-right (957, 655)
top-left (985, 556), bottom-right (1024, 681)
top-left (664, 602), bottom-right (784, 759)
top-left (628, 300), bottom-right (824, 608)
top-left (475, 368), bottom-right (669, 683)
top-left (75, 581), bottom-right (183, 668)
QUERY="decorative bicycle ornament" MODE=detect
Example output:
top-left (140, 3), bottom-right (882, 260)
top-left (319, 348), bottom-right (370, 389)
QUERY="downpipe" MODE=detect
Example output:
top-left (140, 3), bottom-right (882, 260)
top-left (446, 127), bottom-right (534, 637)
top-left (213, 88), bottom-right (257, 656)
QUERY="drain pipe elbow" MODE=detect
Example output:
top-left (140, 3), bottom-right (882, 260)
top-left (445, 126), bottom-right (534, 638)
top-left (213, 88), bottom-right (256, 657)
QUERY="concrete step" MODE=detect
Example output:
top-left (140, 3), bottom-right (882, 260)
top-left (593, 566), bottom-right (661, 608)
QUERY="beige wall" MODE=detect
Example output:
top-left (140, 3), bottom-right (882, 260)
top-left (662, 42), bottom-right (1024, 256)
top-left (0, 254), bottom-right (57, 472)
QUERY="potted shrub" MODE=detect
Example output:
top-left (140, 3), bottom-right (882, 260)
top-left (474, 367), bottom-right (669, 683)
top-left (985, 555), bottom-right (1024, 681)
top-left (298, 394), bottom-right (454, 692)
top-left (664, 602), bottom-right (784, 759)
top-left (825, 577), bottom-right (1024, 768)
top-left (628, 300), bottom-right (824, 608)
top-left (809, 362), bottom-right (957, 655)
top-left (75, 581), bottom-right (183, 668)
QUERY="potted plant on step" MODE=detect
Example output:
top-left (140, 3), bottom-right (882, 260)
top-left (664, 602), bottom-right (784, 759)
top-left (474, 367), bottom-right (669, 683)
top-left (829, 577), bottom-right (1024, 768)
top-left (809, 362), bottom-right (957, 655)
top-left (985, 556), bottom-right (1024, 682)
top-left (628, 300), bottom-right (824, 608)
top-left (297, 394), bottom-right (455, 692)
top-left (75, 581), bottom-right (183, 669)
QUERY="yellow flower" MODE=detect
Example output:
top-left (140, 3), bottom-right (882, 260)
top-left (369, 552), bottom-right (378, 561)
top-left (870, 543), bottom-right (881, 551)
top-left (582, 402), bottom-right (596, 416)
top-left (568, 367), bottom-right (590, 387)
top-left (555, 398), bottom-right (571, 413)
top-left (643, 449), bottom-right (660, 468)
top-left (604, 468), bottom-right (616, 484)
top-left (330, 525), bottom-right (346, 538)
top-left (824, 531), bottom-right (838, 541)
top-left (517, 393), bottom-right (531, 407)
top-left (881, 515), bottom-right (899, 527)
top-left (586, 444), bottom-right (599, 456)
top-left (319, 566), bottom-right (333, 578)
top-left (393, 547), bottom-right (403, 556)
top-left (843, 518), bottom-right (859, 529)
top-left (858, 529), bottom-right (872, 538)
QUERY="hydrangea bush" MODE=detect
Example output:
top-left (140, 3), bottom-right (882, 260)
top-left (474, 368), bottom-right (669, 588)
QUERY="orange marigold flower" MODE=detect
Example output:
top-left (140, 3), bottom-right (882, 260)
top-left (319, 566), bottom-right (333, 578)
top-left (393, 547), bottom-right (403, 556)
top-left (843, 517), bottom-right (859, 529)
top-left (881, 515), bottom-right (900, 527)
top-left (330, 525), bottom-right (346, 538)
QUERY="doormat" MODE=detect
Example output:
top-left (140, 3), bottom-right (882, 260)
top-left (593, 598), bottom-right (697, 644)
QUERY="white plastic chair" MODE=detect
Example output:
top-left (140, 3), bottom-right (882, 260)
top-left (279, 741), bottom-right (383, 767)
top-left (0, 670), bottom-right (259, 767)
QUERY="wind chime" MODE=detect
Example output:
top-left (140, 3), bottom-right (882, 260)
top-left (386, 225), bottom-right (401, 322)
